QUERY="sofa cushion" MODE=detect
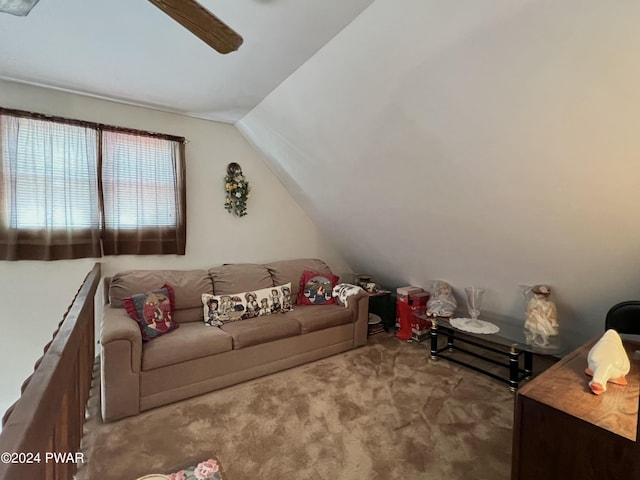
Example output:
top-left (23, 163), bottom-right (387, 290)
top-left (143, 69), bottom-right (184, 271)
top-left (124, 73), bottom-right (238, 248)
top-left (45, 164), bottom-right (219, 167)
top-left (297, 270), bottom-right (340, 305)
top-left (142, 322), bottom-right (233, 370)
top-left (264, 258), bottom-right (333, 302)
top-left (208, 263), bottom-right (273, 295)
top-left (220, 315), bottom-right (301, 350)
top-left (109, 270), bottom-right (212, 323)
top-left (123, 284), bottom-right (179, 342)
top-left (202, 282), bottom-right (293, 326)
top-left (286, 304), bottom-right (353, 334)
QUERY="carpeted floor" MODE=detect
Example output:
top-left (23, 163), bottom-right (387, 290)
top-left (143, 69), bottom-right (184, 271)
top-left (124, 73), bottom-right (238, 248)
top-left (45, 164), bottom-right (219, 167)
top-left (77, 333), bottom-right (554, 480)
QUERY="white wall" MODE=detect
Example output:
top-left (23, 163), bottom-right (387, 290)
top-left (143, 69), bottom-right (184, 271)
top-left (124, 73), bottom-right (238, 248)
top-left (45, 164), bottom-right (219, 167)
top-left (0, 79), bottom-right (351, 418)
top-left (239, 0), bottom-right (640, 349)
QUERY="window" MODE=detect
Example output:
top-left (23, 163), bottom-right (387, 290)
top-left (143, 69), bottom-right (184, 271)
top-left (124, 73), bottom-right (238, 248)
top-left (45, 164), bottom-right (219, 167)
top-left (0, 108), bottom-right (186, 260)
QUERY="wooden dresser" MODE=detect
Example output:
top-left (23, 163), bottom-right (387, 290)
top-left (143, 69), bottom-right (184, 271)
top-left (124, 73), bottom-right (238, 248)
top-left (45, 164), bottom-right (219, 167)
top-left (511, 337), bottom-right (640, 479)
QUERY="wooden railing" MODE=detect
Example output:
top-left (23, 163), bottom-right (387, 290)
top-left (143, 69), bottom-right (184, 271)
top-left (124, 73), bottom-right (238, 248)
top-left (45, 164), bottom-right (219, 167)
top-left (0, 263), bottom-right (100, 480)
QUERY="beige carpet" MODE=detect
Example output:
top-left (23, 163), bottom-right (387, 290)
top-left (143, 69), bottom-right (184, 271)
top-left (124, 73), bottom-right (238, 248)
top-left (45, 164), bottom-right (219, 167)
top-left (77, 333), bottom-right (552, 480)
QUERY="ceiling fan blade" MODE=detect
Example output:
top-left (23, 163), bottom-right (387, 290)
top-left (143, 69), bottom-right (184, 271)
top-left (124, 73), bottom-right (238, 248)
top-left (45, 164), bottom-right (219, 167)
top-left (148, 0), bottom-right (243, 54)
top-left (0, 0), bottom-right (40, 16)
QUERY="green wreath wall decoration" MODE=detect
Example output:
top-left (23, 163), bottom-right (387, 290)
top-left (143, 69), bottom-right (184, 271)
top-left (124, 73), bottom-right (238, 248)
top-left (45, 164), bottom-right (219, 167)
top-left (224, 162), bottom-right (250, 217)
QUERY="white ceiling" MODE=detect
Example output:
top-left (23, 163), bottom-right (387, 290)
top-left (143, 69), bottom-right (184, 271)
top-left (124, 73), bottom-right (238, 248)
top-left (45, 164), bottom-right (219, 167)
top-left (0, 0), bottom-right (373, 123)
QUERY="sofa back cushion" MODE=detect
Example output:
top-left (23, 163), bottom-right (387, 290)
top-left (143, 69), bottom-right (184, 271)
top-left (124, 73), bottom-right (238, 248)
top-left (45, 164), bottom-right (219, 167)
top-left (264, 258), bottom-right (333, 303)
top-left (109, 270), bottom-right (212, 323)
top-left (208, 263), bottom-right (273, 295)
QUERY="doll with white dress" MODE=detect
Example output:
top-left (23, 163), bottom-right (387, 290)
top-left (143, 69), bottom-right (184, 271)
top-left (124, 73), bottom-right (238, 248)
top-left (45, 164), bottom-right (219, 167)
top-left (524, 285), bottom-right (559, 347)
top-left (426, 281), bottom-right (457, 317)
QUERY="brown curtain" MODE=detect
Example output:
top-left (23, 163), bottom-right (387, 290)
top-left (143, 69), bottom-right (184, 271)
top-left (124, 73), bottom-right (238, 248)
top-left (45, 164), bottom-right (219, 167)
top-left (0, 114), bottom-right (102, 260)
top-left (0, 108), bottom-right (186, 260)
top-left (100, 130), bottom-right (186, 255)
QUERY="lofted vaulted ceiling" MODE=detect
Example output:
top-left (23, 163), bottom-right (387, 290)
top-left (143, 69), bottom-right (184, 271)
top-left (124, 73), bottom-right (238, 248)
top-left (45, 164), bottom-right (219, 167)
top-left (238, 0), bottom-right (640, 347)
top-left (0, 0), bottom-right (373, 123)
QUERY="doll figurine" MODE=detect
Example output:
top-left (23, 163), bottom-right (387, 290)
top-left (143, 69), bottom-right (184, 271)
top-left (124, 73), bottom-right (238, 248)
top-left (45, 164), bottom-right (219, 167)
top-left (585, 329), bottom-right (630, 395)
top-left (426, 281), bottom-right (457, 317)
top-left (524, 285), bottom-right (559, 347)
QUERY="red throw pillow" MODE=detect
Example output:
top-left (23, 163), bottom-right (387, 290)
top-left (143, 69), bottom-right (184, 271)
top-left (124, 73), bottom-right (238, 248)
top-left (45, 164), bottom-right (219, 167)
top-left (297, 270), bottom-right (340, 305)
top-left (123, 284), bottom-right (179, 342)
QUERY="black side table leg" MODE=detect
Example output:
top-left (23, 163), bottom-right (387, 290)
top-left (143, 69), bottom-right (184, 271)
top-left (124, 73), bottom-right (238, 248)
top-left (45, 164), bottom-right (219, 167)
top-left (509, 347), bottom-right (520, 392)
top-left (524, 351), bottom-right (533, 379)
top-left (447, 333), bottom-right (454, 351)
top-left (430, 321), bottom-right (439, 361)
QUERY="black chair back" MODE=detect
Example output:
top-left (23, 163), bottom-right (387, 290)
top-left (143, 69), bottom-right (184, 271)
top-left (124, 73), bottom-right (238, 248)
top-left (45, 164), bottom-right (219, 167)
top-left (605, 301), bottom-right (640, 334)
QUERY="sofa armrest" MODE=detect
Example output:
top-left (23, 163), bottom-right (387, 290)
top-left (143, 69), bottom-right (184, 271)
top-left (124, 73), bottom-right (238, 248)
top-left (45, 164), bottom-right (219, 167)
top-left (346, 289), bottom-right (369, 347)
top-left (100, 307), bottom-right (142, 422)
top-left (101, 307), bottom-right (143, 367)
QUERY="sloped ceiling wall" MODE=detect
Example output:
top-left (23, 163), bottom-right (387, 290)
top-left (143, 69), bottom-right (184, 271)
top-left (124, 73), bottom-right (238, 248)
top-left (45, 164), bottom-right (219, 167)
top-left (238, 0), bottom-right (640, 347)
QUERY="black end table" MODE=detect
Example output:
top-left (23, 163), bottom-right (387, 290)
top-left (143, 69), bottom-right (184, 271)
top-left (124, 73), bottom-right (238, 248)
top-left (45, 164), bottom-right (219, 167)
top-left (368, 289), bottom-right (395, 331)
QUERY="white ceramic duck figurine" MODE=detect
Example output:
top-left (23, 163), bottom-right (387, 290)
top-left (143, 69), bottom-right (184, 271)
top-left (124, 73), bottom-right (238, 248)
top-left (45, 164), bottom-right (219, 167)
top-left (585, 329), bottom-right (630, 395)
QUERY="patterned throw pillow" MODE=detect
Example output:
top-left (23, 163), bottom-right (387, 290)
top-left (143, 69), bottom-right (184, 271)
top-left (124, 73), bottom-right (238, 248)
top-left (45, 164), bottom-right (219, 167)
top-left (202, 282), bottom-right (293, 326)
top-left (168, 458), bottom-right (225, 480)
top-left (297, 270), bottom-right (340, 305)
top-left (124, 284), bottom-right (179, 342)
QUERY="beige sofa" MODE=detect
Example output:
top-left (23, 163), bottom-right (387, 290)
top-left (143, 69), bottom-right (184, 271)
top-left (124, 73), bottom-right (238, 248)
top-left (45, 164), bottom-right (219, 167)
top-left (100, 258), bottom-right (369, 422)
